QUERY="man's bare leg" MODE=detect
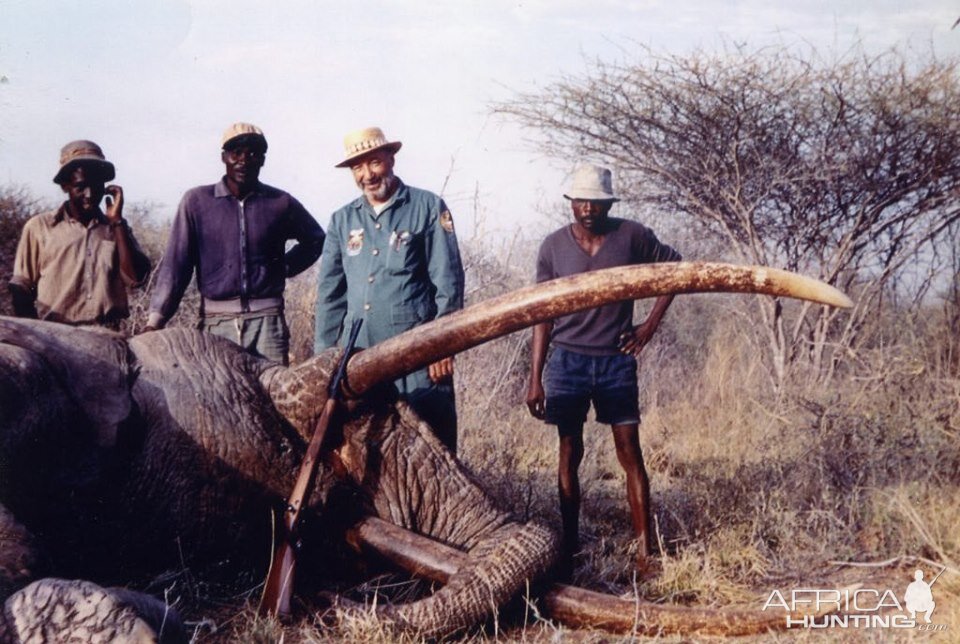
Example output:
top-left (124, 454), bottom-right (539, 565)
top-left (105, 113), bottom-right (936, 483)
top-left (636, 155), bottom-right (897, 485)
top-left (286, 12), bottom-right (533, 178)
top-left (557, 426), bottom-right (585, 577)
top-left (611, 423), bottom-right (654, 568)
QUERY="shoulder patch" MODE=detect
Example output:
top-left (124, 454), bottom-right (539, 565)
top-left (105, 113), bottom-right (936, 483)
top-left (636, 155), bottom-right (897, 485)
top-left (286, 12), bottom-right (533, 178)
top-left (439, 210), bottom-right (455, 234)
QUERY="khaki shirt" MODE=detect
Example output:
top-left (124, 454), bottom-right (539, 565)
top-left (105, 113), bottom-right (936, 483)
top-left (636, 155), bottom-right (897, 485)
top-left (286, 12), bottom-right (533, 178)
top-left (10, 204), bottom-right (149, 325)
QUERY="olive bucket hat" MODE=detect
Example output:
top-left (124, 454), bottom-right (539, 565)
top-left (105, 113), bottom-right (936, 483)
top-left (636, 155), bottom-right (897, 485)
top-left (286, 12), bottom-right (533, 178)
top-left (53, 140), bottom-right (116, 184)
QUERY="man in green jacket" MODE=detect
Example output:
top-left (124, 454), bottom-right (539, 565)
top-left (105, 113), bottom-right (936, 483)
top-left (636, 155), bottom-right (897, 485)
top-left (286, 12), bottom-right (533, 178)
top-left (315, 127), bottom-right (465, 452)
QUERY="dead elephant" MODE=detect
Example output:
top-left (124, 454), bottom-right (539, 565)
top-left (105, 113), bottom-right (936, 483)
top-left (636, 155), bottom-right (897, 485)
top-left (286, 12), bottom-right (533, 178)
top-left (0, 262), bottom-right (850, 641)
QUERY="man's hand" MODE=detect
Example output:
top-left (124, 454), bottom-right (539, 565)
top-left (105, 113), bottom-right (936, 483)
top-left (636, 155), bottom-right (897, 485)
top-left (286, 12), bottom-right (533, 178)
top-left (618, 321), bottom-right (657, 357)
top-left (427, 356), bottom-right (454, 383)
top-left (104, 185), bottom-right (124, 224)
top-left (526, 380), bottom-right (546, 419)
top-left (620, 294), bottom-right (674, 357)
top-left (8, 283), bottom-right (38, 319)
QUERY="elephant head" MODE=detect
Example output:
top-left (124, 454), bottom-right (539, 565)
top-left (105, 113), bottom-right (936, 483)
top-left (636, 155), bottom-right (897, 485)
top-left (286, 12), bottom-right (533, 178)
top-left (0, 262), bottom-right (850, 641)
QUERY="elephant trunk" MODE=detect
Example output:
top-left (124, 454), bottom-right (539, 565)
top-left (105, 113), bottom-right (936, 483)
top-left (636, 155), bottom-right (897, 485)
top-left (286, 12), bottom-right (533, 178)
top-left (343, 262), bottom-right (851, 397)
top-left (346, 406), bottom-right (558, 638)
top-left (375, 522), bottom-right (557, 637)
top-left (349, 517), bottom-right (846, 637)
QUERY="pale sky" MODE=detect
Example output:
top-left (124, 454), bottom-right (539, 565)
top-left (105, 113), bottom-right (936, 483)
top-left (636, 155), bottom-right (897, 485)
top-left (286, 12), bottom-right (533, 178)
top-left (1, 1), bottom-right (958, 241)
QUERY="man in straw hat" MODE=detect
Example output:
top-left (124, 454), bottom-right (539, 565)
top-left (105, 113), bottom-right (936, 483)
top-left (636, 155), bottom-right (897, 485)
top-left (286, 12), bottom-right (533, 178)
top-left (526, 163), bottom-right (681, 578)
top-left (9, 140), bottom-right (151, 328)
top-left (147, 123), bottom-right (325, 364)
top-left (315, 126), bottom-right (465, 452)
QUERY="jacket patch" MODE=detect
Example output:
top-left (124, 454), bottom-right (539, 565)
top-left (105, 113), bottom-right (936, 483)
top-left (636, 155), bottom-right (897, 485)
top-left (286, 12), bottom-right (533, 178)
top-left (347, 229), bottom-right (364, 256)
top-left (439, 210), bottom-right (455, 233)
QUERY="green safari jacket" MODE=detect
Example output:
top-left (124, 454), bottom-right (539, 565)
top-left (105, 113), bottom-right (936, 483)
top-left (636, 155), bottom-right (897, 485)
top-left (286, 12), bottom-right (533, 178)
top-left (314, 180), bottom-right (464, 392)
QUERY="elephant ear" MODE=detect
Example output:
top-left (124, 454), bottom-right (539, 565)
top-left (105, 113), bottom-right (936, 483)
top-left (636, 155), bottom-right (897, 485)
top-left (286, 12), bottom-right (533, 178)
top-left (0, 318), bottom-right (131, 447)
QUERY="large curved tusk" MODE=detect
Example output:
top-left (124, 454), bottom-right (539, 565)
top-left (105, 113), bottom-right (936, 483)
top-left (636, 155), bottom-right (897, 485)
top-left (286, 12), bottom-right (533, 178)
top-left (347, 516), bottom-right (849, 636)
top-left (344, 262), bottom-right (851, 396)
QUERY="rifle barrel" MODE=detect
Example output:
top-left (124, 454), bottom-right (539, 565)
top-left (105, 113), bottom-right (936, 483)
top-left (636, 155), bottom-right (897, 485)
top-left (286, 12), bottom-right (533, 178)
top-left (259, 319), bottom-right (363, 618)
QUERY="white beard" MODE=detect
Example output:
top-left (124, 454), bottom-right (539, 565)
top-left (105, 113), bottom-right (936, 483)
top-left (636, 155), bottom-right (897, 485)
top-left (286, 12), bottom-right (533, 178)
top-left (365, 174), bottom-right (397, 203)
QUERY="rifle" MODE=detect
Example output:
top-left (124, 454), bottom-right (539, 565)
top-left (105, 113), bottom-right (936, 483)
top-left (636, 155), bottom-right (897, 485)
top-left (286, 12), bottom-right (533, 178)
top-left (259, 318), bottom-right (363, 618)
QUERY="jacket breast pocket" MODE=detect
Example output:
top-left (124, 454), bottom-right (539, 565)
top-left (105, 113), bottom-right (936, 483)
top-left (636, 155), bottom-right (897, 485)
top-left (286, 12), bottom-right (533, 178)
top-left (386, 230), bottom-right (423, 275)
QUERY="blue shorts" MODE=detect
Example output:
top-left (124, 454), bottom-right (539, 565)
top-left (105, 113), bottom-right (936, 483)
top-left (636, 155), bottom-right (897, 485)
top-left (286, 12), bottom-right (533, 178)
top-left (544, 346), bottom-right (640, 430)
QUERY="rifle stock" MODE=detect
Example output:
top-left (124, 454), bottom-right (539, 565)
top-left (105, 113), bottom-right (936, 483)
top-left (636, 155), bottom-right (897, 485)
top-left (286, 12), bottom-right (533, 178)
top-left (259, 319), bottom-right (363, 617)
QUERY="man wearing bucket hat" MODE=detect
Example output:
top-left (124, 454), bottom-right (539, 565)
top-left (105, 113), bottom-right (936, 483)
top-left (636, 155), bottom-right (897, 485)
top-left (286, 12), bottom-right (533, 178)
top-left (9, 140), bottom-right (151, 327)
top-left (315, 126), bottom-right (465, 452)
top-left (526, 163), bottom-right (681, 578)
top-left (147, 123), bottom-right (325, 364)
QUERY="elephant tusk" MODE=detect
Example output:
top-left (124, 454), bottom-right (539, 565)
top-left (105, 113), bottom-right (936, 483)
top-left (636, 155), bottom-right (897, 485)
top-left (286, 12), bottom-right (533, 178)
top-left (344, 262), bottom-right (851, 396)
top-left (346, 516), bottom-right (850, 636)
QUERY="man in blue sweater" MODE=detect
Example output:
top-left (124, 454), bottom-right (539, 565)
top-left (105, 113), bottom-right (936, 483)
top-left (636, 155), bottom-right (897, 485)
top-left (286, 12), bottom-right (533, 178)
top-left (148, 123), bottom-right (325, 364)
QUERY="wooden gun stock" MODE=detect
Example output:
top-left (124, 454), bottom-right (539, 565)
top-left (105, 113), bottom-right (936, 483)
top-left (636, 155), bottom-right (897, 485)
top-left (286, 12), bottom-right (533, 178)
top-left (259, 319), bottom-right (363, 617)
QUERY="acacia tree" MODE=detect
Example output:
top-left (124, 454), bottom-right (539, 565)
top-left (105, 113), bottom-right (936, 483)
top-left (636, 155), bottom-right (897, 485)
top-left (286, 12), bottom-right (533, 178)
top-left (495, 45), bottom-right (960, 385)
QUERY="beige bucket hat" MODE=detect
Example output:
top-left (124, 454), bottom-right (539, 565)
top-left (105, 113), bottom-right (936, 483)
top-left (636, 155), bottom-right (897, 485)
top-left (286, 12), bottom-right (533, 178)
top-left (221, 122), bottom-right (268, 151)
top-left (563, 163), bottom-right (620, 202)
top-left (53, 140), bottom-right (116, 184)
top-left (335, 126), bottom-right (402, 167)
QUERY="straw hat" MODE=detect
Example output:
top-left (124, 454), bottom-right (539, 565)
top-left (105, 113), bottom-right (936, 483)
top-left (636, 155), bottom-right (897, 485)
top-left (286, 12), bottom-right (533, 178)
top-left (335, 126), bottom-right (402, 167)
top-left (221, 122), bottom-right (268, 151)
top-left (53, 140), bottom-right (115, 184)
top-left (563, 163), bottom-right (620, 202)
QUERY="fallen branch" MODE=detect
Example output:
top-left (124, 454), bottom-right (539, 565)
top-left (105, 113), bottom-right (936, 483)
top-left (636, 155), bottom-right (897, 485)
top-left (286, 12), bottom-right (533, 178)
top-left (829, 556), bottom-right (960, 577)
